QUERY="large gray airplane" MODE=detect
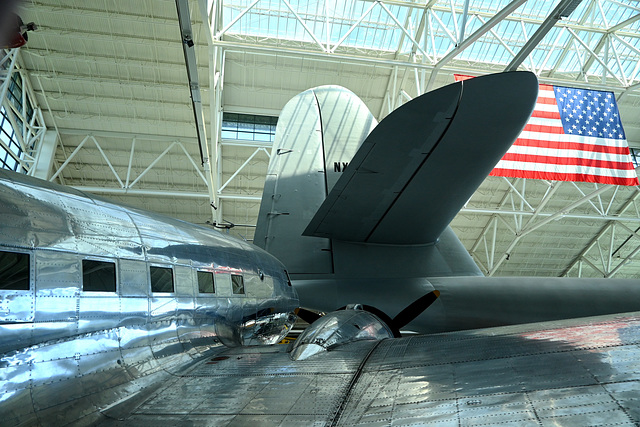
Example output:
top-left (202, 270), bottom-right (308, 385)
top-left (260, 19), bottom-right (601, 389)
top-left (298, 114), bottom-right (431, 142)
top-left (2, 72), bottom-right (640, 425)
top-left (254, 71), bottom-right (640, 334)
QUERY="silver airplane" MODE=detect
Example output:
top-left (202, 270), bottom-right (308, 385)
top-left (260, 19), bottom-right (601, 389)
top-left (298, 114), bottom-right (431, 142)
top-left (3, 72), bottom-right (640, 425)
top-left (0, 169), bottom-right (298, 425)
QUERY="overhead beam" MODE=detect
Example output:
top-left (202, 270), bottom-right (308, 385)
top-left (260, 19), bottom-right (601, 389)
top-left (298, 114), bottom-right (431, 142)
top-left (176, 0), bottom-right (208, 165)
top-left (505, 0), bottom-right (584, 72)
top-left (57, 128), bottom-right (199, 144)
top-left (176, 0), bottom-right (218, 223)
top-left (460, 207), bottom-right (640, 223)
top-left (426, 0), bottom-right (527, 90)
top-left (72, 186), bottom-right (262, 201)
top-left (0, 49), bottom-right (19, 106)
top-left (217, 39), bottom-right (638, 95)
top-left (607, 12), bottom-right (640, 33)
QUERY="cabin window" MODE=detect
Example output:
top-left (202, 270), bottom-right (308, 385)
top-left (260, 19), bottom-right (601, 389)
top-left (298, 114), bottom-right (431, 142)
top-left (0, 250), bottom-right (30, 290)
top-left (231, 274), bottom-right (245, 295)
top-left (82, 259), bottom-right (116, 292)
top-left (150, 266), bottom-right (174, 293)
top-left (197, 271), bottom-right (215, 294)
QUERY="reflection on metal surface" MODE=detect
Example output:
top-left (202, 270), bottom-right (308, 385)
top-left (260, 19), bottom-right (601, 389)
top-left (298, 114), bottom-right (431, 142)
top-left (0, 169), bottom-right (298, 425)
top-left (290, 307), bottom-right (393, 360)
top-left (104, 312), bottom-right (640, 425)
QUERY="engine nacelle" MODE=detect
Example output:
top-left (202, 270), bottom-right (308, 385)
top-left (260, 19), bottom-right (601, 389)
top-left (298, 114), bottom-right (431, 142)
top-left (289, 305), bottom-right (394, 360)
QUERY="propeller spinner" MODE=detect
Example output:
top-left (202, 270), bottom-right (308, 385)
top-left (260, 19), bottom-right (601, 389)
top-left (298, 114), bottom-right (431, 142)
top-left (290, 290), bottom-right (440, 360)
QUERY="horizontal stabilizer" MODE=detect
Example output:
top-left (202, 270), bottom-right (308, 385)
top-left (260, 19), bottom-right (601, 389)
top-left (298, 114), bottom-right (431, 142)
top-left (303, 72), bottom-right (538, 244)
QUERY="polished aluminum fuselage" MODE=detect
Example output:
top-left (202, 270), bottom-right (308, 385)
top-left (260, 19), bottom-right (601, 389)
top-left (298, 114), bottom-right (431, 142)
top-left (0, 170), bottom-right (298, 425)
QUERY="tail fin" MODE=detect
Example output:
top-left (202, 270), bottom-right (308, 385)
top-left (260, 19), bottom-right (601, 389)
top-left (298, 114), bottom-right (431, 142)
top-left (255, 73), bottom-right (537, 277)
top-left (254, 86), bottom-right (376, 274)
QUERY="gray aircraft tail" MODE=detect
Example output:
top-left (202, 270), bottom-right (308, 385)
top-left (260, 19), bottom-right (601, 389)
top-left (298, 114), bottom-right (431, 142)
top-left (254, 85), bottom-right (376, 274)
top-left (255, 73), bottom-right (537, 278)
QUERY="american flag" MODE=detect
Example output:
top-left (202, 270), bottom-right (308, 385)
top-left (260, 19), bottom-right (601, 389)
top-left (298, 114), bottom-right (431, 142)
top-left (455, 75), bottom-right (639, 186)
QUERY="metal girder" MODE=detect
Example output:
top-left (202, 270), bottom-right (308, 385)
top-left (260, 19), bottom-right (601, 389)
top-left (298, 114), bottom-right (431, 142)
top-left (546, 0), bottom-right (596, 79)
top-left (176, 0), bottom-right (217, 224)
top-left (505, 0), bottom-right (584, 72)
top-left (427, 0), bottom-right (527, 90)
top-left (466, 177), bottom-right (640, 277)
top-left (608, 12), bottom-right (640, 32)
top-left (70, 187), bottom-right (262, 201)
top-left (367, 0), bottom-right (439, 117)
top-left (561, 187), bottom-right (640, 277)
top-left (214, 37), bottom-right (638, 97)
top-left (563, 221), bottom-right (640, 278)
top-left (1, 49), bottom-right (49, 176)
top-left (282, 0), bottom-right (327, 52)
top-left (49, 135), bottom-right (207, 191)
top-left (461, 208), bottom-right (640, 223)
top-left (0, 49), bottom-right (19, 105)
top-left (578, 32), bottom-right (608, 80)
top-left (566, 27), bottom-right (625, 85)
top-left (196, 0), bottom-right (640, 96)
top-left (330, 2), bottom-right (378, 54)
top-left (58, 128), bottom-right (199, 144)
top-left (218, 147), bottom-right (269, 192)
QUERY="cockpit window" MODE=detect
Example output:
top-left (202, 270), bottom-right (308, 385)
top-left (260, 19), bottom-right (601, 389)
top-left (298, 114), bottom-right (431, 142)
top-left (82, 259), bottom-right (116, 292)
top-left (231, 274), bottom-right (245, 295)
top-left (0, 250), bottom-right (30, 291)
top-left (197, 271), bottom-right (215, 294)
top-left (150, 266), bottom-right (174, 293)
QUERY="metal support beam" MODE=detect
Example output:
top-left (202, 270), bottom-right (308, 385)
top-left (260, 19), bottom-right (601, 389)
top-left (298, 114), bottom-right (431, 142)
top-left (72, 186), bottom-right (262, 201)
top-left (505, 0), bottom-right (584, 72)
top-left (458, 0), bottom-right (470, 44)
top-left (219, 147), bottom-right (268, 192)
top-left (561, 186), bottom-right (640, 277)
top-left (217, 0), bottom-right (261, 39)
top-left (427, 0), bottom-right (526, 90)
top-left (177, 0), bottom-right (218, 224)
top-left (330, 2), bottom-right (378, 53)
top-left (0, 49), bottom-right (19, 105)
top-left (282, 0), bottom-right (327, 52)
top-left (566, 27), bottom-right (625, 85)
top-left (378, 1), bottom-right (431, 62)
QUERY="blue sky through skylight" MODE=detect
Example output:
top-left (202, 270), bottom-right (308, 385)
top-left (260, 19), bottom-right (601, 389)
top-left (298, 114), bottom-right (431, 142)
top-left (220, 0), bottom-right (640, 86)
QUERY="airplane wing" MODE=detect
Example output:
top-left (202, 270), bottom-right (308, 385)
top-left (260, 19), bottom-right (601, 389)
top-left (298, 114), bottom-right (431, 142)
top-left (303, 72), bottom-right (538, 244)
top-left (104, 311), bottom-right (640, 425)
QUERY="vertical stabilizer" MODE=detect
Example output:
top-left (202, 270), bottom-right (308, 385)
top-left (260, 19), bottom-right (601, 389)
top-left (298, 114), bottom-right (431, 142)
top-left (254, 86), bottom-right (376, 274)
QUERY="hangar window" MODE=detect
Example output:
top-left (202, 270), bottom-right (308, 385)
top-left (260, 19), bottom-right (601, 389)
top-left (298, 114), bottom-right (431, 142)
top-left (0, 106), bottom-right (22, 172)
top-left (231, 274), bottom-right (245, 295)
top-left (630, 148), bottom-right (640, 168)
top-left (0, 250), bottom-right (30, 290)
top-left (82, 259), bottom-right (116, 292)
top-left (221, 113), bottom-right (277, 142)
top-left (1, 70), bottom-right (39, 174)
top-left (197, 271), bottom-right (215, 294)
top-left (150, 266), bottom-right (174, 293)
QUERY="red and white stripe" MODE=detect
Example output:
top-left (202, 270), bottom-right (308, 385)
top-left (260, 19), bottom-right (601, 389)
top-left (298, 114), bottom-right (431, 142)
top-left (490, 84), bottom-right (639, 186)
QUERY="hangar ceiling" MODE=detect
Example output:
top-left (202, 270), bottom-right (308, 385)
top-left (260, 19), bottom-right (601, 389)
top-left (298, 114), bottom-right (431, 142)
top-left (3, 0), bottom-right (640, 278)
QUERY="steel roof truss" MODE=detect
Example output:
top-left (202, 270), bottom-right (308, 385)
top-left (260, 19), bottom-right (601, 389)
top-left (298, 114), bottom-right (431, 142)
top-left (50, 136), bottom-right (207, 191)
top-left (281, 0), bottom-right (327, 53)
top-left (466, 181), bottom-right (636, 276)
top-left (330, 2), bottom-right (378, 54)
top-left (426, 0), bottom-right (527, 90)
top-left (217, 0), bottom-right (261, 40)
top-left (504, 0), bottom-right (585, 72)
